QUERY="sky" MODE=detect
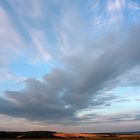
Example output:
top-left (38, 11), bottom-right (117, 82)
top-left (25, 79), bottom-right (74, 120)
top-left (0, 0), bottom-right (140, 133)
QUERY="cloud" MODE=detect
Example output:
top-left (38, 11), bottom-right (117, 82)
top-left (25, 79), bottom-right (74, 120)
top-left (0, 0), bottom-right (140, 126)
top-left (118, 66), bottom-right (140, 86)
top-left (0, 0), bottom-right (52, 66)
top-left (12, 0), bottom-right (52, 63)
top-left (135, 114), bottom-right (140, 121)
top-left (9, 0), bottom-right (44, 20)
top-left (108, 0), bottom-right (125, 11)
top-left (0, 6), bottom-right (24, 68)
top-left (0, 68), bottom-right (14, 81)
top-left (127, 1), bottom-right (140, 10)
top-left (0, 22), bottom-right (139, 124)
top-left (29, 29), bottom-right (51, 62)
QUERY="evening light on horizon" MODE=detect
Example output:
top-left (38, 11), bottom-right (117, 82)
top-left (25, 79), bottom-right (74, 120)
top-left (0, 0), bottom-right (140, 133)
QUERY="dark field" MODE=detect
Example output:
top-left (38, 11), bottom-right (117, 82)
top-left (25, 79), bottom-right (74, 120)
top-left (0, 138), bottom-right (140, 140)
top-left (0, 131), bottom-right (140, 140)
top-left (1, 136), bottom-right (140, 140)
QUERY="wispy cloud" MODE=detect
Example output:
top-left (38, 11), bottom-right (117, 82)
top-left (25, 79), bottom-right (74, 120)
top-left (108, 0), bottom-right (125, 11)
top-left (0, 6), bottom-right (24, 67)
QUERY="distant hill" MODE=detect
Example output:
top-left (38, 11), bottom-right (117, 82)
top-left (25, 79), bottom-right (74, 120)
top-left (0, 131), bottom-right (57, 138)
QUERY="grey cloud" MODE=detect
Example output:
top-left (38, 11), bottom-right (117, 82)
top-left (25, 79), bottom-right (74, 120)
top-left (119, 65), bottom-right (140, 87)
top-left (1, 0), bottom-right (140, 124)
top-left (3, 78), bottom-right (77, 124)
top-left (61, 25), bottom-right (140, 109)
top-left (81, 113), bottom-right (138, 124)
top-left (115, 99), bottom-right (131, 103)
top-left (135, 114), bottom-right (140, 121)
top-left (92, 94), bottom-right (117, 107)
top-left (136, 99), bottom-right (140, 101)
top-left (0, 24), bottom-right (140, 124)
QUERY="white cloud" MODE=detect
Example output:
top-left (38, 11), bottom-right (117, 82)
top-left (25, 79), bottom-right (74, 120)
top-left (107, 0), bottom-right (125, 23)
top-left (0, 68), bottom-right (14, 81)
top-left (29, 29), bottom-right (51, 62)
top-left (127, 1), bottom-right (140, 10)
top-left (0, 6), bottom-right (24, 67)
top-left (0, 68), bottom-right (27, 87)
top-left (7, 0), bottom-right (52, 64)
top-left (108, 0), bottom-right (125, 11)
top-left (9, 0), bottom-right (43, 20)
